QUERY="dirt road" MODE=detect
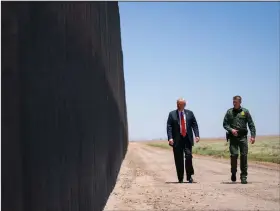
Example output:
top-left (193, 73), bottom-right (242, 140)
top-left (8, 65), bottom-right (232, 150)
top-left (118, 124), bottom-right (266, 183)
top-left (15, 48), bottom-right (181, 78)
top-left (104, 142), bottom-right (280, 211)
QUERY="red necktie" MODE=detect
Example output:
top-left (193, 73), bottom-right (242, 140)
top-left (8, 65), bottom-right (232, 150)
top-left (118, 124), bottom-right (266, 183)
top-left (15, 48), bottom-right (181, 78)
top-left (180, 112), bottom-right (186, 137)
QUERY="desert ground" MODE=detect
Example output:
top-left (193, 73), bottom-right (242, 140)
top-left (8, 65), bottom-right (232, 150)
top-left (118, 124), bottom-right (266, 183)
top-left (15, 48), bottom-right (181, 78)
top-left (104, 138), bottom-right (280, 211)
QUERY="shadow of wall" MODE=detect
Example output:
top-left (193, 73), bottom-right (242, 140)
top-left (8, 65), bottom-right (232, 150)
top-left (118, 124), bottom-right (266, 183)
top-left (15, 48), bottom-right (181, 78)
top-left (1, 2), bottom-right (128, 211)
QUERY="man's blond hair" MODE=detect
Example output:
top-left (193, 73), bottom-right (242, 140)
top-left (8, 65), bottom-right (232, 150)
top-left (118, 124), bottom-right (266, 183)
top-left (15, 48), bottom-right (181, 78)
top-left (177, 98), bottom-right (186, 103)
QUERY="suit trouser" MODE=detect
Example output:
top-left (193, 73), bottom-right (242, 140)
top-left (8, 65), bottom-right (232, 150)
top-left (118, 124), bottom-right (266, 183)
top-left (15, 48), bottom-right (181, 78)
top-left (173, 136), bottom-right (194, 181)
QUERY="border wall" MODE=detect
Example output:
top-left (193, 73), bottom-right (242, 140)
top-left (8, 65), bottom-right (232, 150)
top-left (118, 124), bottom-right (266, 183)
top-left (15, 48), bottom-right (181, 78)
top-left (1, 2), bottom-right (128, 211)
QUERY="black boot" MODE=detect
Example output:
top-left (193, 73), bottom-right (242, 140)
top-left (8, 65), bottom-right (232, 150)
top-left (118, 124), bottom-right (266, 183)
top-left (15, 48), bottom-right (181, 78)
top-left (241, 177), bottom-right (247, 184)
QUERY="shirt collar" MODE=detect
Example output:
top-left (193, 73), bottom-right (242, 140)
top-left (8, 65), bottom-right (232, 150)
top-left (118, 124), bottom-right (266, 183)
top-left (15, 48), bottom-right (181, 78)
top-left (233, 106), bottom-right (242, 111)
top-left (177, 109), bottom-right (185, 114)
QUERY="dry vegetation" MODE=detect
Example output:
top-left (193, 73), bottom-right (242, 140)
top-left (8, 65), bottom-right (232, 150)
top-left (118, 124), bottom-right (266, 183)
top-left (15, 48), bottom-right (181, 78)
top-left (146, 135), bottom-right (280, 164)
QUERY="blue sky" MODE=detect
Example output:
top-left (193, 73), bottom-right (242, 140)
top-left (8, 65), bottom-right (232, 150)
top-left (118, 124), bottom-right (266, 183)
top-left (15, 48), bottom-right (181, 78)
top-left (118, 2), bottom-right (280, 140)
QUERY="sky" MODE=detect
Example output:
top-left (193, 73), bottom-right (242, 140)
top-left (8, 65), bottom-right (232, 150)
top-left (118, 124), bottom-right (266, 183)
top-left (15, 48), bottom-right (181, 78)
top-left (118, 2), bottom-right (280, 141)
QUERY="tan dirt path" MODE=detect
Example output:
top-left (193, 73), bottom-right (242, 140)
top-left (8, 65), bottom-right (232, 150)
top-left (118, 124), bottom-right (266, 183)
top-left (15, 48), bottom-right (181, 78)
top-left (104, 142), bottom-right (280, 211)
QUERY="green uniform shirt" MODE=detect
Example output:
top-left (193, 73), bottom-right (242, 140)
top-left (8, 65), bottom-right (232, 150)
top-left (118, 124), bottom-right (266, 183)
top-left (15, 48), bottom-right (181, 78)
top-left (223, 107), bottom-right (256, 138)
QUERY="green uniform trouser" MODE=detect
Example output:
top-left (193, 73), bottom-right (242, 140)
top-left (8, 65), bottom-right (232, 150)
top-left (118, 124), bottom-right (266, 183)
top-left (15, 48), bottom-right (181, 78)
top-left (229, 136), bottom-right (248, 179)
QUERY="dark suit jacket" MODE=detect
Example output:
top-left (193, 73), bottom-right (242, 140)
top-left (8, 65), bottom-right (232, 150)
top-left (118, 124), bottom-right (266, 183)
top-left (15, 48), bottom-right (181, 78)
top-left (167, 109), bottom-right (199, 146)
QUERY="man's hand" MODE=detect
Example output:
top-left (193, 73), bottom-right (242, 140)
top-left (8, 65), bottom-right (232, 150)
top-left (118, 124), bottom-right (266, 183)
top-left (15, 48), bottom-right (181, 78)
top-left (250, 137), bottom-right (255, 144)
top-left (231, 129), bottom-right (238, 136)
top-left (168, 139), bottom-right (174, 146)
top-left (195, 137), bottom-right (200, 143)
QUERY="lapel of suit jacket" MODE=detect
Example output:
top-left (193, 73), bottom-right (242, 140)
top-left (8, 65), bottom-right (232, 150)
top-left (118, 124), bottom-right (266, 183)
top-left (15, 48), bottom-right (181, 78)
top-left (176, 109), bottom-right (189, 126)
top-left (176, 110), bottom-right (180, 125)
top-left (184, 109), bottom-right (189, 127)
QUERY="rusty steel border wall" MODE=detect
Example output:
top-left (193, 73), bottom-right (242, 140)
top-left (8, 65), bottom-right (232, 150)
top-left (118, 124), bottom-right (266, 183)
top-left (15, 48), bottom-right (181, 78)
top-left (1, 2), bottom-right (128, 211)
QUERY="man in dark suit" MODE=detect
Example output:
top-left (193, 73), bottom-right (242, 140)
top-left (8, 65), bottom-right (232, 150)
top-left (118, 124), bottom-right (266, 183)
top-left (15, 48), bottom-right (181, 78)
top-left (166, 98), bottom-right (200, 183)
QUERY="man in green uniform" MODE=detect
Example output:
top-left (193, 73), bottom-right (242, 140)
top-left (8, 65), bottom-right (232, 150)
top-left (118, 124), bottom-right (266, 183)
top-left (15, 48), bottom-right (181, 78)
top-left (223, 95), bottom-right (256, 184)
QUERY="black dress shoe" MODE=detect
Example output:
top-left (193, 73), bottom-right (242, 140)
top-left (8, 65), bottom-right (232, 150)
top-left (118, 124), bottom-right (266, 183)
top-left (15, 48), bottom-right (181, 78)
top-left (188, 177), bottom-right (193, 183)
top-left (178, 180), bottom-right (183, 183)
top-left (231, 174), bottom-right (236, 182)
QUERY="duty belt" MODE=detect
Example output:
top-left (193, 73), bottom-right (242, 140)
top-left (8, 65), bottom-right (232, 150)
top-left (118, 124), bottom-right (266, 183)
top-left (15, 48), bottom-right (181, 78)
top-left (234, 128), bottom-right (248, 136)
top-left (226, 128), bottom-right (248, 140)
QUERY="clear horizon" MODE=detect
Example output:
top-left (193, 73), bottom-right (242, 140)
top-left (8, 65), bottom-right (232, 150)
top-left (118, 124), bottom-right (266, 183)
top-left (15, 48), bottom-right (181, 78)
top-left (119, 2), bottom-right (280, 141)
top-left (129, 134), bottom-right (280, 142)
